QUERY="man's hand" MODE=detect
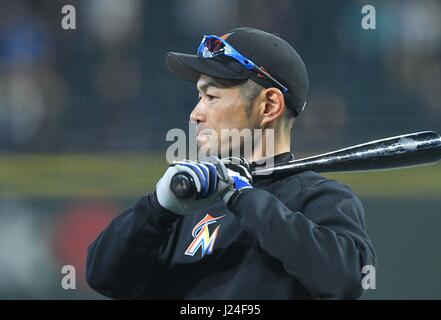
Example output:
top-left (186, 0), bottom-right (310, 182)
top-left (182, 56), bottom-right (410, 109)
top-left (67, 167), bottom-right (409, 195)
top-left (155, 157), bottom-right (252, 215)
top-left (219, 157), bottom-right (253, 205)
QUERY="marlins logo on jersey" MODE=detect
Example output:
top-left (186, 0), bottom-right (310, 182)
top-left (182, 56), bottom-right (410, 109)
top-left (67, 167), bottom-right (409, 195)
top-left (185, 214), bottom-right (225, 257)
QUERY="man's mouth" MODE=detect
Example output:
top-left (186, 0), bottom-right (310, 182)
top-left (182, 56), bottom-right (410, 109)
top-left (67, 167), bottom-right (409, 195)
top-left (196, 126), bottom-right (212, 137)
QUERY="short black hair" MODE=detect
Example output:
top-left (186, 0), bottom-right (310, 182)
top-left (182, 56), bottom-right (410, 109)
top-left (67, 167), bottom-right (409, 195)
top-left (238, 79), bottom-right (296, 124)
top-left (238, 79), bottom-right (263, 117)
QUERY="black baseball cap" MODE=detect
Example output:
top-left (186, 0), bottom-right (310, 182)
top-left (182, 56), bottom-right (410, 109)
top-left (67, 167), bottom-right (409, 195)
top-left (165, 27), bottom-right (309, 117)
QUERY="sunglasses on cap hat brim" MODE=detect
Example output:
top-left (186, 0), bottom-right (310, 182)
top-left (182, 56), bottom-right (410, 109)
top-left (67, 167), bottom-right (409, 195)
top-left (197, 35), bottom-right (288, 94)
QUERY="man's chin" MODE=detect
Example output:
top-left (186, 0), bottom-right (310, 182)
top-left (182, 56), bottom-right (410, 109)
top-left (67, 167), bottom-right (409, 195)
top-left (196, 141), bottom-right (222, 160)
top-left (195, 138), bottom-right (244, 159)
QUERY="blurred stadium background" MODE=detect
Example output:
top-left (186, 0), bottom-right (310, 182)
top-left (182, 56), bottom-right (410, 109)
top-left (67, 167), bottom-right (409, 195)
top-left (0, 0), bottom-right (440, 299)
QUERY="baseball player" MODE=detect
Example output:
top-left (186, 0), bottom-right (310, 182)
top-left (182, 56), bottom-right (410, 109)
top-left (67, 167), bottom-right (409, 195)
top-left (86, 27), bottom-right (376, 299)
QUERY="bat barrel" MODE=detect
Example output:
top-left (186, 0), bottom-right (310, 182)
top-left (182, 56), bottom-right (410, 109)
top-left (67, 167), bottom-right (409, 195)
top-left (253, 131), bottom-right (441, 179)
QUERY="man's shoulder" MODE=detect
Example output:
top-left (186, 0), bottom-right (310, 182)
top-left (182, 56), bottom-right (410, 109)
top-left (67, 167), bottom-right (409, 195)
top-left (281, 170), bottom-right (354, 193)
top-left (272, 170), bottom-right (362, 208)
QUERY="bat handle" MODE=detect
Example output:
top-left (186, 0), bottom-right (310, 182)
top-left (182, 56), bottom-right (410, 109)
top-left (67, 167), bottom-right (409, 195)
top-left (170, 172), bottom-right (197, 199)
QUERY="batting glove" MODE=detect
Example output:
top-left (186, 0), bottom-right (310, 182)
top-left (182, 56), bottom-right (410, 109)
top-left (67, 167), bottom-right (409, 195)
top-left (219, 157), bottom-right (253, 206)
top-left (155, 158), bottom-right (230, 215)
top-left (155, 157), bottom-right (253, 215)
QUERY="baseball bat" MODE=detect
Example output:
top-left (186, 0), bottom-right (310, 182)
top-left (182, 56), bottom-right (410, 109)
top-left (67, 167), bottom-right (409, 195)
top-left (170, 131), bottom-right (441, 199)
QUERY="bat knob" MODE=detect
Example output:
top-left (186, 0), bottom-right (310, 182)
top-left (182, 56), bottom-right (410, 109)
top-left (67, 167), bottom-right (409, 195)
top-left (170, 172), bottom-right (197, 199)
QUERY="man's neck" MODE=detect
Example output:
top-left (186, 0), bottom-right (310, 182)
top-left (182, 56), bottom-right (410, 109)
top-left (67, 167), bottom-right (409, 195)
top-left (247, 130), bottom-right (291, 162)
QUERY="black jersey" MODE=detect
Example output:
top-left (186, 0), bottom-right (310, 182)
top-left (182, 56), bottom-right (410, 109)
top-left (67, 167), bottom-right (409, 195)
top-left (86, 153), bottom-right (376, 299)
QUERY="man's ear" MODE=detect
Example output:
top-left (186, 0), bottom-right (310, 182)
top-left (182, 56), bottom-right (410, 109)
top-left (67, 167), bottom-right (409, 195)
top-left (260, 88), bottom-right (285, 128)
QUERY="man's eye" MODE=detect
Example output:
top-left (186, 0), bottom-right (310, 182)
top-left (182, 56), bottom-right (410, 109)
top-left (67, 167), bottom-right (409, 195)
top-left (197, 94), bottom-right (217, 102)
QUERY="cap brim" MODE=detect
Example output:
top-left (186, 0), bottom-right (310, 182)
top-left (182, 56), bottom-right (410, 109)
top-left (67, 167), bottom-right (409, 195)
top-left (166, 52), bottom-right (251, 83)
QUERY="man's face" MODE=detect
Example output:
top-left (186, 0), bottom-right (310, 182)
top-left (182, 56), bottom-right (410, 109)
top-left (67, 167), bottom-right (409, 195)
top-left (190, 74), bottom-right (257, 157)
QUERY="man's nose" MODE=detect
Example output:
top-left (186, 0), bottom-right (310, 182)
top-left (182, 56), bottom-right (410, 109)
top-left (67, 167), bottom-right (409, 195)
top-left (190, 103), bottom-right (207, 123)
